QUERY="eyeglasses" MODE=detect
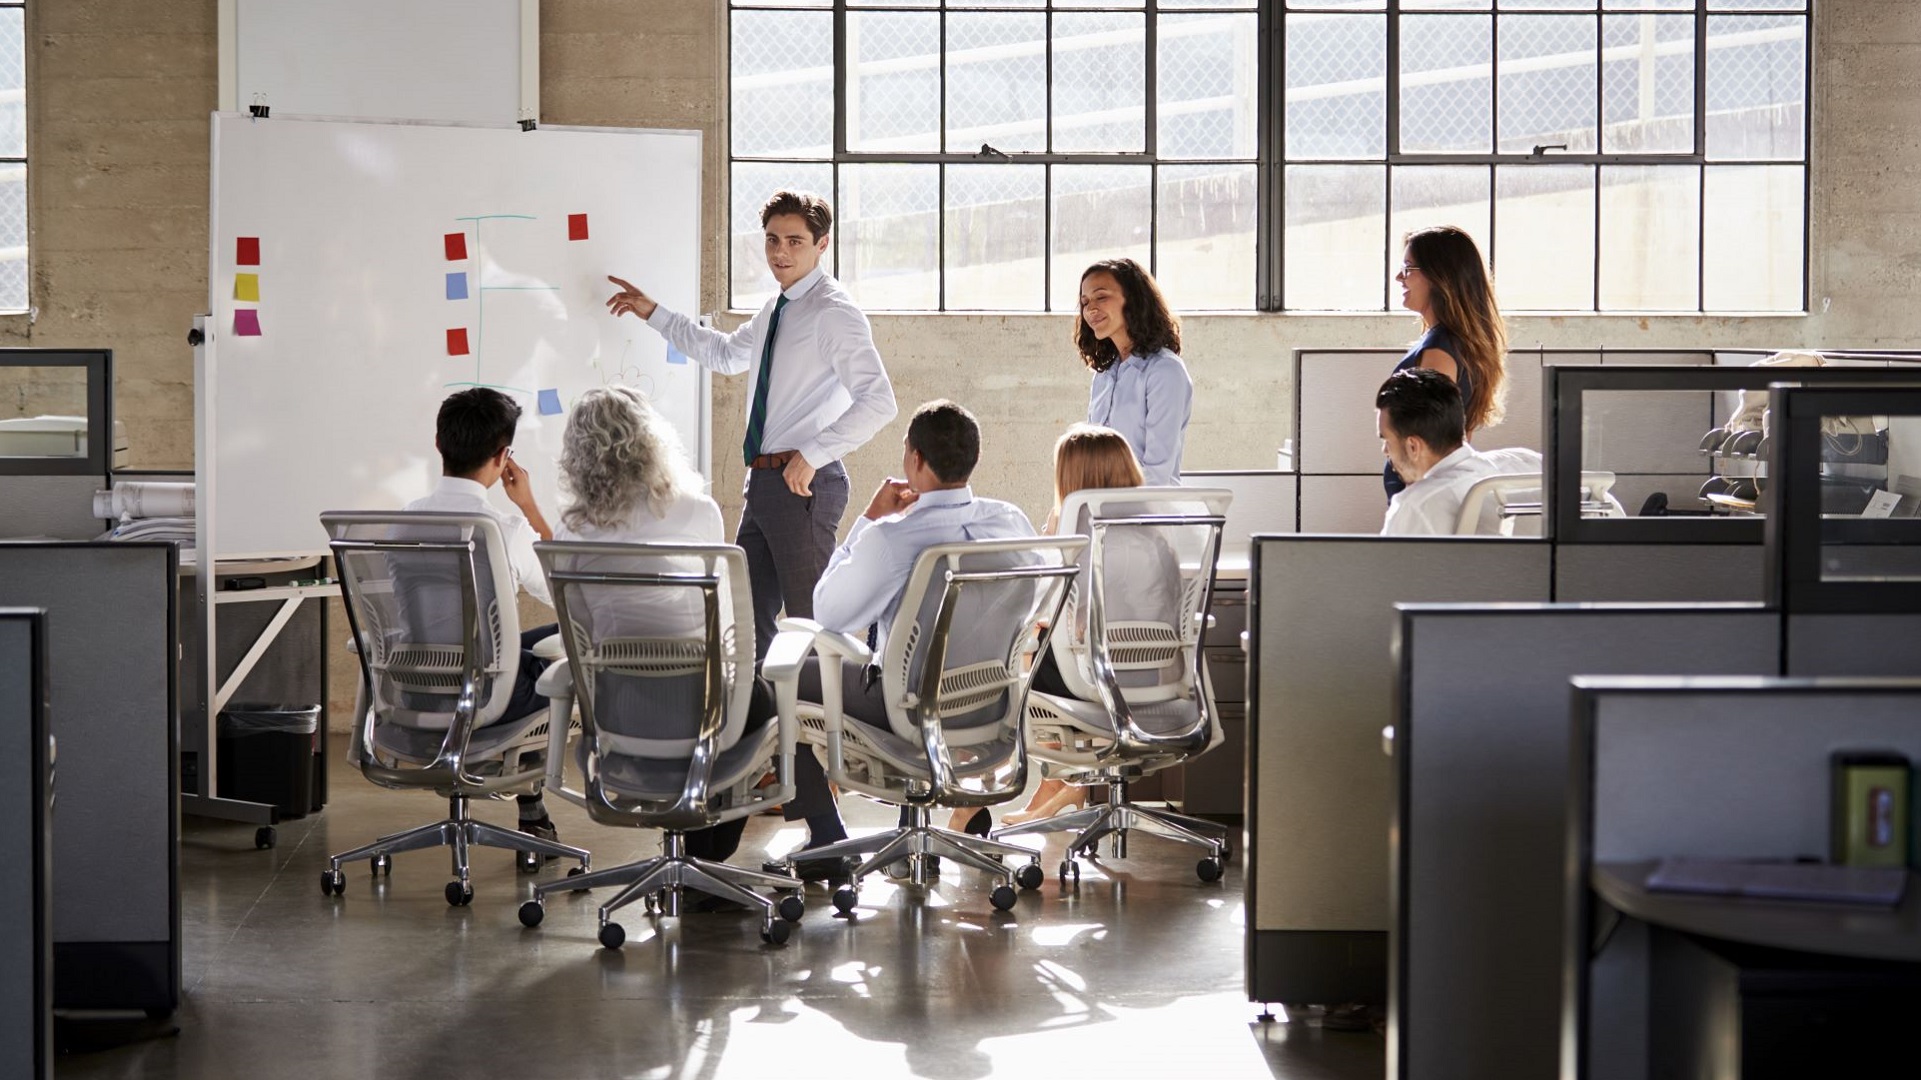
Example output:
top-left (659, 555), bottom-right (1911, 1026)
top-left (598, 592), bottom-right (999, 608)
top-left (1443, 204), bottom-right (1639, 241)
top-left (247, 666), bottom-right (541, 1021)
top-left (1399, 264), bottom-right (1422, 276)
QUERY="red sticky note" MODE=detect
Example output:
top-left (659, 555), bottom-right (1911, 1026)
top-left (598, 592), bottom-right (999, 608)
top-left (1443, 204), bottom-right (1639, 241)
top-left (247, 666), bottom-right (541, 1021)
top-left (444, 232), bottom-right (468, 261)
top-left (568, 213), bottom-right (589, 241)
top-left (237, 237), bottom-right (260, 266)
top-left (234, 309), bottom-right (261, 336)
top-left (446, 327), bottom-right (469, 356)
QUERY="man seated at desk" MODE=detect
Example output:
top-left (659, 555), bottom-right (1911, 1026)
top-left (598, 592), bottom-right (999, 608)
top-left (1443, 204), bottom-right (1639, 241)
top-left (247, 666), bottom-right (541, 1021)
top-left (1377, 368), bottom-right (1502, 536)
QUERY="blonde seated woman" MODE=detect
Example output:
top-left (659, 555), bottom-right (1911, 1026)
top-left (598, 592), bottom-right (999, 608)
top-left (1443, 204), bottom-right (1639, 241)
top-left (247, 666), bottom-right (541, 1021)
top-left (999, 423), bottom-right (1178, 827)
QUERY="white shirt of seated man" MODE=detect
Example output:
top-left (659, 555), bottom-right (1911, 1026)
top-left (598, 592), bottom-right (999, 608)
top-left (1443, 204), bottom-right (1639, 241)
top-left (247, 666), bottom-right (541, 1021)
top-left (1378, 411), bottom-right (1503, 537)
top-left (814, 432), bottom-right (1036, 660)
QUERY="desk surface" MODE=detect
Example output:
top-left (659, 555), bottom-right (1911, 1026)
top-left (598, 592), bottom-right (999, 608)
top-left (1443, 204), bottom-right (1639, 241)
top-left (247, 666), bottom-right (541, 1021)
top-left (1595, 860), bottom-right (1921, 962)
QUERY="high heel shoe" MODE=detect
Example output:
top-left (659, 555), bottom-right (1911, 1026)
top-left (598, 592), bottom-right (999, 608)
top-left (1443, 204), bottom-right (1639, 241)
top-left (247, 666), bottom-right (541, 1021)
top-left (963, 808), bottom-right (992, 837)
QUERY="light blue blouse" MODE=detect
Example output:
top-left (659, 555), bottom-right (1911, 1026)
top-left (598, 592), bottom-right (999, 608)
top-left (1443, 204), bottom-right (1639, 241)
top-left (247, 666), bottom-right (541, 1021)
top-left (1086, 347), bottom-right (1193, 486)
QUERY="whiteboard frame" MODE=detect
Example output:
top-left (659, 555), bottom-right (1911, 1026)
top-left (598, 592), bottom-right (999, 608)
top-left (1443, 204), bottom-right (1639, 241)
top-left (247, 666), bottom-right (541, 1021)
top-left (201, 112), bottom-right (711, 563)
top-left (217, 0), bottom-right (540, 123)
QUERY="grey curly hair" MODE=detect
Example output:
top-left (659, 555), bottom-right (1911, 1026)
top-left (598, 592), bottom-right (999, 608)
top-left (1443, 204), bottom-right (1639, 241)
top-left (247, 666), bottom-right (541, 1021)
top-left (558, 385), bottom-right (699, 532)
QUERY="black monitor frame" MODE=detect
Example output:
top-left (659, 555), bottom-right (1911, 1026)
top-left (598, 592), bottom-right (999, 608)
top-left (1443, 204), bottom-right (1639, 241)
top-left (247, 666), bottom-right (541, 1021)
top-left (0, 349), bottom-right (114, 477)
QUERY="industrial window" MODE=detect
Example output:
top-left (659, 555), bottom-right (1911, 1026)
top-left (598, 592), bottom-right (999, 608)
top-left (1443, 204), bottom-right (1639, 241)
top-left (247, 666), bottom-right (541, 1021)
top-left (728, 1), bottom-right (1809, 315)
top-left (0, 1), bottom-right (24, 313)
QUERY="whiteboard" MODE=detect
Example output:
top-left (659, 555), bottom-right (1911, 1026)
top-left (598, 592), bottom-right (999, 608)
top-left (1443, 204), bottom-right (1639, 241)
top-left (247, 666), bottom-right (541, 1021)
top-left (225, 0), bottom-right (535, 124)
top-left (206, 113), bottom-right (706, 559)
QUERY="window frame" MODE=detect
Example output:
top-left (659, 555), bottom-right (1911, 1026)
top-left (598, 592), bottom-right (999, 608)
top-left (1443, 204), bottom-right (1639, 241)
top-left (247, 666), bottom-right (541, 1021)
top-left (728, 1), bottom-right (1261, 313)
top-left (0, 0), bottom-right (26, 316)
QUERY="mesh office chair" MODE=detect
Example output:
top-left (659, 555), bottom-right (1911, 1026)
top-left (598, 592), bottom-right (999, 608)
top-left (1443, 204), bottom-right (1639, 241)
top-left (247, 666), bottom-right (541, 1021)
top-left (993, 487), bottom-right (1233, 884)
top-left (1453, 452), bottom-right (1626, 535)
top-left (517, 541), bottom-right (806, 949)
top-left (320, 511), bottom-right (591, 906)
top-left (765, 536), bottom-right (1085, 916)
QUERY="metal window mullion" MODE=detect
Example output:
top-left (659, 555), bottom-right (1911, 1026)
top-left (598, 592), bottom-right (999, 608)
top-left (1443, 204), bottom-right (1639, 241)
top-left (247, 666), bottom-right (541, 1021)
top-left (939, 5), bottom-right (948, 312)
top-left (1489, 10), bottom-right (1500, 158)
top-left (1695, 1), bottom-right (1709, 316)
top-left (1044, 3), bottom-right (1054, 311)
top-left (1696, 162), bottom-right (1706, 314)
top-left (1145, 2), bottom-right (1158, 278)
top-left (1591, 163), bottom-right (1601, 311)
top-left (1386, 3), bottom-right (1401, 314)
top-left (833, 0), bottom-right (848, 281)
top-left (1258, 0), bottom-right (1280, 310)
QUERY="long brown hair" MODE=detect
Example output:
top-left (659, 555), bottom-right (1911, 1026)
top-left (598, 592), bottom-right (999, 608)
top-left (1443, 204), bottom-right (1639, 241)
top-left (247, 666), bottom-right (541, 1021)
top-left (1405, 226), bottom-right (1507, 433)
top-left (1053, 424), bottom-right (1145, 514)
top-left (1072, 258), bottom-right (1182, 374)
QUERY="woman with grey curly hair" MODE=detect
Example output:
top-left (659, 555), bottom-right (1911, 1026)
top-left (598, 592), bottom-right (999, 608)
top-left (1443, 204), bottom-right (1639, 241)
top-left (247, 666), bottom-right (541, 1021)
top-left (555, 385), bottom-right (774, 890)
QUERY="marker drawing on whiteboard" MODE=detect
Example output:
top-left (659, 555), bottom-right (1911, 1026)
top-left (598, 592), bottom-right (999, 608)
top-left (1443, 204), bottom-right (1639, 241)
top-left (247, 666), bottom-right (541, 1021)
top-left (450, 213), bottom-right (559, 388)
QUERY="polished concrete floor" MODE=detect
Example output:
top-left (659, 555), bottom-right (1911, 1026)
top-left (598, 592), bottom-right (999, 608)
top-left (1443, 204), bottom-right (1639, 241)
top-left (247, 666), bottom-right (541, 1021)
top-left (59, 738), bottom-right (1383, 1080)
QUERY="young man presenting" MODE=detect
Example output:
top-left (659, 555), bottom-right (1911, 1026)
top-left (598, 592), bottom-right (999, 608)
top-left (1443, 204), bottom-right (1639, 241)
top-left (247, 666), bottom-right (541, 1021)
top-left (606, 190), bottom-right (898, 661)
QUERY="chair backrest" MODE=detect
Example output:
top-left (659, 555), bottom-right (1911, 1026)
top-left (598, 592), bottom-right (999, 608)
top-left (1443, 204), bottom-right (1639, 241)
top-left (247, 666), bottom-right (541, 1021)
top-left (1046, 487), bottom-right (1231, 710)
top-left (876, 536), bottom-right (1087, 751)
top-left (1455, 462), bottom-right (1626, 536)
top-left (536, 541), bottom-right (756, 761)
top-left (322, 511), bottom-right (522, 768)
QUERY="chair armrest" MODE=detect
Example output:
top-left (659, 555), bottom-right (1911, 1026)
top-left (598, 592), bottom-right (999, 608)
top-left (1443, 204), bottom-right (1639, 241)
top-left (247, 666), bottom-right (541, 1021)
top-left (777, 616), bottom-right (824, 635)
top-left (808, 627), bottom-right (873, 665)
top-left (530, 633), bottom-right (567, 662)
top-left (344, 635), bottom-right (361, 655)
top-left (535, 661), bottom-right (573, 698)
top-left (762, 628), bottom-right (817, 685)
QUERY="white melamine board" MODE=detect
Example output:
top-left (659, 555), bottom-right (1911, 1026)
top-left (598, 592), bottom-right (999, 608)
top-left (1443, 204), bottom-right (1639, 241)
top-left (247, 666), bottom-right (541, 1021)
top-left (208, 113), bottom-right (704, 559)
top-left (230, 0), bottom-right (532, 124)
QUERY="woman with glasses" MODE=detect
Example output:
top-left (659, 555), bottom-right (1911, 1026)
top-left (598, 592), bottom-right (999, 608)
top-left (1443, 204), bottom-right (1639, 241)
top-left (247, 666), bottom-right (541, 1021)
top-left (1386, 226), bottom-right (1509, 498)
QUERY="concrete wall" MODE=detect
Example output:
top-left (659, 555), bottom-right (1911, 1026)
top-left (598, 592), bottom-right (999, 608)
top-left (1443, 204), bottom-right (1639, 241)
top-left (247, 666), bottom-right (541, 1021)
top-left (5, 0), bottom-right (1916, 720)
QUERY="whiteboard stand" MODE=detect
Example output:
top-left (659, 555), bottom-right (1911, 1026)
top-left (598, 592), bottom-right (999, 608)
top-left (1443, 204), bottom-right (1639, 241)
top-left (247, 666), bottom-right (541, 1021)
top-left (185, 312), bottom-right (327, 835)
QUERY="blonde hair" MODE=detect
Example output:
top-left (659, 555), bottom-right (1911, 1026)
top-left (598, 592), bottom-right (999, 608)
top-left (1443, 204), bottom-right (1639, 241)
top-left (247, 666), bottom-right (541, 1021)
top-left (1405, 225), bottom-right (1509, 433)
top-left (1053, 424), bottom-right (1146, 514)
top-left (558, 385), bottom-right (699, 531)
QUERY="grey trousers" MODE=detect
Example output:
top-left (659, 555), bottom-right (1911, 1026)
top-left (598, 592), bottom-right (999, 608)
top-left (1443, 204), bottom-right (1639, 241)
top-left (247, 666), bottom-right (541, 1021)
top-left (783, 657), bottom-right (889, 824)
top-left (737, 459), bottom-right (850, 661)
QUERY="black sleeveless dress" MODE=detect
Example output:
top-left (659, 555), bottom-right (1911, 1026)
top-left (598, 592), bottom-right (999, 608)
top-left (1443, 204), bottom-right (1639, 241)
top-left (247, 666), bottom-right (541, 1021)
top-left (1383, 324), bottom-right (1473, 499)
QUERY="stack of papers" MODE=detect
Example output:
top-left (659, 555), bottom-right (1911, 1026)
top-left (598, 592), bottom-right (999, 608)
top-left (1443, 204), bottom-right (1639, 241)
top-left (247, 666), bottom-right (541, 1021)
top-left (1645, 857), bottom-right (1908, 907)
top-left (102, 516), bottom-right (195, 546)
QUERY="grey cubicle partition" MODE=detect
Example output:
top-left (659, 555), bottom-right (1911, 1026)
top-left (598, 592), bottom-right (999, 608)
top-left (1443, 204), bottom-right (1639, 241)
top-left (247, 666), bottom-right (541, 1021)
top-left (1392, 605), bottom-right (1778, 1080)
top-left (0, 610), bottom-right (51, 1078)
top-left (1566, 678), bottom-right (1921, 1080)
top-left (0, 544), bottom-right (177, 1013)
top-left (1552, 544), bottom-right (1766, 603)
top-left (1246, 536), bottom-right (1552, 1005)
top-left (0, 350), bottom-right (116, 541)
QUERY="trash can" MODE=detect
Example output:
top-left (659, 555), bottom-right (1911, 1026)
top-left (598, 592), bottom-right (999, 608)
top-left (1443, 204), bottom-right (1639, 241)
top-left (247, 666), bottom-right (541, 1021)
top-left (217, 704), bottom-right (321, 820)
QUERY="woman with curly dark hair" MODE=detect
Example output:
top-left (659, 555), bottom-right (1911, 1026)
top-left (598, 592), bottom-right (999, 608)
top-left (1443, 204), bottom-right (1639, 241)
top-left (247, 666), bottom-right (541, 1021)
top-left (1073, 258), bottom-right (1193, 486)
top-left (1385, 226), bottom-right (1509, 498)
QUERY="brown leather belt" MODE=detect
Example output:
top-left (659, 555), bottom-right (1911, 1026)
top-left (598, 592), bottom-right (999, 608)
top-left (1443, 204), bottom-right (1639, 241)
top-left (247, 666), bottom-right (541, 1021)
top-left (749, 450), bottom-right (798, 470)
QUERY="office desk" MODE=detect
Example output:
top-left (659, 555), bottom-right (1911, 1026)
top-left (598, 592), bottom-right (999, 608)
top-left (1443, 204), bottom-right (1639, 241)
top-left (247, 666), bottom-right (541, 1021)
top-left (1595, 861), bottom-right (1921, 962)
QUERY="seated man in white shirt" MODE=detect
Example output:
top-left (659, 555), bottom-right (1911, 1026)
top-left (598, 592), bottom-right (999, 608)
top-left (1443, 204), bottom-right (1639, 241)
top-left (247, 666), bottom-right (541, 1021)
top-left (1377, 368), bottom-right (1503, 536)
top-left (403, 387), bottom-right (562, 843)
top-left (770, 399), bottom-right (1039, 881)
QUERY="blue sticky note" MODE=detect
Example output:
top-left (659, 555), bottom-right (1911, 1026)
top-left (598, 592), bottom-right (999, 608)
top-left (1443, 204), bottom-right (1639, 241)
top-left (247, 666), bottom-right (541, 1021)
top-left (537, 389), bottom-right (562, 416)
top-left (445, 272), bottom-right (469, 300)
top-left (666, 346), bottom-right (688, 365)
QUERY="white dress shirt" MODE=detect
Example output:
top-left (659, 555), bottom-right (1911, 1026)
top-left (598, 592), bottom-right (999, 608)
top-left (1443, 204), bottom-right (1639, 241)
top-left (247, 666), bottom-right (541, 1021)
top-left (646, 266), bottom-right (898, 468)
top-left (1087, 347), bottom-right (1193, 486)
top-left (555, 488), bottom-right (725, 639)
top-left (405, 475), bottom-right (551, 605)
top-left (1380, 444), bottom-right (1503, 537)
top-left (814, 486), bottom-right (1037, 655)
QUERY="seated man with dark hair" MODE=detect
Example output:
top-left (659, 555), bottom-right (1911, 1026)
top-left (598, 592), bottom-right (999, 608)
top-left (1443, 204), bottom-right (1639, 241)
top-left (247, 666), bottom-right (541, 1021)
top-left (1376, 367), bottom-right (1502, 536)
top-left (768, 399), bottom-right (1039, 880)
top-left (402, 386), bottom-right (563, 845)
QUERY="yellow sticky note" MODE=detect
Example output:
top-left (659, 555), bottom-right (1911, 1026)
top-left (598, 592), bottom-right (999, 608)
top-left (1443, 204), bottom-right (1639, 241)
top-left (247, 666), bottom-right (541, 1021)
top-left (234, 273), bottom-right (260, 302)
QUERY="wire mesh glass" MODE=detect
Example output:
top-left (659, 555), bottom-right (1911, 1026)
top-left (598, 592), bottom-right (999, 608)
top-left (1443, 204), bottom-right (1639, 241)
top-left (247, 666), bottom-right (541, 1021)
top-left (1285, 13), bottom-right (1386, 161)
top-left (847, 12), bottom-right (942, 154)
top-left (730, 161), bottom-right (835, 310)
top-left (1494, 163), bottom-right (1596, 311)
top-left (1158, 12), bottom-right (1259, 161)
top-left (1400, 14), bottom-right (1493, 154)
top-left (1705, 14), bottom-right (1805, 161)
top-left (1284, 164), bottom-right (1386, 311)
top-left (1156, 163), bottom-right (1257, 311)
top-left (838, 163), bottom-right (940, 310)
top-left (1498, 14), bottom-right (1598, 154)
top-left (1051, 12), bottom-right (1146, 153)
top-left (945, 12), bottom-right (1047, 155)
top-left (1049, 165), bottom-right (1152, 311)
top-left (1598, 164), bottom-right (1701, 311)
top-left (943, 164), bottom-right (1045, 311)
top-left (1602, 14), bottom-right (1695, 154)
top-left (731, 10), bottom-right (833, 160)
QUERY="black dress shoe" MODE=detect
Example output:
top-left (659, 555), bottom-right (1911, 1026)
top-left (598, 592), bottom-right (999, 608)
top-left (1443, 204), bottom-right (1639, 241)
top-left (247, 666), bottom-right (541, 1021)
top-left (963, 808), bottom-right (992, 838)
top-left (763, 855), bottom-right (856, 886)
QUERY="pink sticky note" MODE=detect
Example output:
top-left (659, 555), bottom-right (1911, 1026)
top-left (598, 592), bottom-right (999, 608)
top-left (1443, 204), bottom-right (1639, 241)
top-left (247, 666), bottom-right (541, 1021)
top-left (568, 213), bottom-right (589, 241)
top-left (447, 327), bottom-right (470, 356)
top-left (237, 237), bottom-right (260, 266)
top-left (234, 309), bottom-right (261, 336)
top-left (444, 232), bottom-right (468, 261)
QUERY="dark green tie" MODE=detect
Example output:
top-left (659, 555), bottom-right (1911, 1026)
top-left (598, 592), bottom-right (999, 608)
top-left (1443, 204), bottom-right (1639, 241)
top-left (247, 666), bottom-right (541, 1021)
top-left (742, 294), bottom-right (788, 465)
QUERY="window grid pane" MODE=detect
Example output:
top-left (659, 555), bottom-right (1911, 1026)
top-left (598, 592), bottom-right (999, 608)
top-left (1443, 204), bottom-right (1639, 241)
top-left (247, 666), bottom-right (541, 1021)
top-left (1, 4), bottom-right (26, 313)
top-left (1051, 12), bottom-right (1147, 154)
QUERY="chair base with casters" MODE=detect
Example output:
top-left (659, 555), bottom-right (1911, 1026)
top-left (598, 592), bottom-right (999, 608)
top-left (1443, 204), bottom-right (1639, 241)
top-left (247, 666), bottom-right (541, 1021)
top-left (320, 789), bottom-right (592, 905)
top-left (773, 801), bottom-right (1047, 916)
top-left (519, 830), bottom-right (806, 948)
top-left (993, 774), bottom-right (1229, 885)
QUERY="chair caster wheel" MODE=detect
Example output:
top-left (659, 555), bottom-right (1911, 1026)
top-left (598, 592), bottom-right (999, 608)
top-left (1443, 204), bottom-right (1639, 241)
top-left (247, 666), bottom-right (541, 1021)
top-left (1197, 857), bottom-right (1224, 883)
top-left (567, 865), bottom-right (589, 892)
top-left (445, 880), bottom-right (474, 906)
top-left (320, 869), bottom-right (345, 896)
top-left (777, 895), bottom-right (806, 922)
top-left (516, 849), bottom-right (541, 875)
top-left (1014, 862), bottom-right (1044, 890)
top-left (371, 853), bottom-right (392, 877)
top-left (518, 900), bottom-right (545, 927)
top-left (831, 886), bottom-right (859, 915)
top-left (990, 884), bottom-right (1018, 911)
top-left (1058, 860), bottom-right (1080, 883)
top-left (761, 920), bottom-right (792, 945)
top-left (599, 922), bottom-right (626, 950)
top-left (255, 826), bottom-right (276, 850)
